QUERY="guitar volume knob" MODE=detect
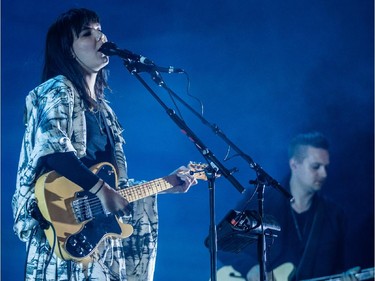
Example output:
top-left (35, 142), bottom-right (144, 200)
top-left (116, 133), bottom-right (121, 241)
top-left (69, 238), bottom-right (78, 247)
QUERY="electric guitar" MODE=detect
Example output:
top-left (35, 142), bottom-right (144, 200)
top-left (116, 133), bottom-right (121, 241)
top-left (214, 263), bottom-right (294, 281)
top-left (35, 161), bottom-right (208, 263)
top-left (216, 263), bottom-right (374, 281)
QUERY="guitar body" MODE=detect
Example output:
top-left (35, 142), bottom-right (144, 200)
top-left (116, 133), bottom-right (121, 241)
top-left (214, 263), bottom-right (294, 281)
top-left (35, 162), bottom-right (133, 263)
top-left (272, 262), bottom-right (295, 281)
top-left (35, 161), bottom-right (208, 263)
top-left (215, 265), bottom-right (245, 280)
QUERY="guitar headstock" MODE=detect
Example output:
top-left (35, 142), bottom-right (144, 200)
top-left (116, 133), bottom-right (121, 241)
top-left (188, 162), bottom-right (221, 181)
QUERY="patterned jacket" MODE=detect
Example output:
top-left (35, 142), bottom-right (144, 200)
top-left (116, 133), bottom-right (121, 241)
top-left (12, 75), bottom-right (158, 281)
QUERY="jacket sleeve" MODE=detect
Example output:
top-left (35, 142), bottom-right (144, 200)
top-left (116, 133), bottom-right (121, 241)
top-left (12, 77), bottom-right (77, 241)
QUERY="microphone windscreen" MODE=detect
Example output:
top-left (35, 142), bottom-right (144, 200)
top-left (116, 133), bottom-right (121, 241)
top-left (99, 42), bottom-right (118, 56)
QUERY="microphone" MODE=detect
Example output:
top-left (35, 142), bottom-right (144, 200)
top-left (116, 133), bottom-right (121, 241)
top-left (99, 42), bottom-right (184, 74)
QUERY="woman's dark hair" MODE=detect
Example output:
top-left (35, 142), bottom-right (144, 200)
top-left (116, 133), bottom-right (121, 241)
top-left (42, 8), bottom-right (108, 104)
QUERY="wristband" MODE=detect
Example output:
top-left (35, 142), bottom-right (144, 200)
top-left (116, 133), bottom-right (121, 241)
top-left (94, 180), bottom-right (105, 195)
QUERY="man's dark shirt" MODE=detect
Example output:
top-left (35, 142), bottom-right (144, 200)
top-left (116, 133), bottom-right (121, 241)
top-left (217, 185), bottom-right (347, 280)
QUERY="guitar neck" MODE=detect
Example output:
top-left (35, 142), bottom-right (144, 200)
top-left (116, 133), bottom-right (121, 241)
top-left (302, 267), bottom-right (374, 281)
top-left (117, 175), bottom-right (177, 202)
top-left (348, 269), bottom-right (374, 281)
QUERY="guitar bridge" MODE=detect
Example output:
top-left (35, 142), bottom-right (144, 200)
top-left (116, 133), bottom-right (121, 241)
top-left (71, 192), bottom-right (111, 223)
top-left (71, 195), bottom-right (94, 223)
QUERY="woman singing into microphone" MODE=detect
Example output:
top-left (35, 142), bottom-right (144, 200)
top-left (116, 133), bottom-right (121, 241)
top-left (12, 8), bottom-right (197, 281)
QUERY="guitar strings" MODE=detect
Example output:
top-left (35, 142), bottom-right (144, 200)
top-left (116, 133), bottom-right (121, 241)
top-left (70, 164), bottom-right (203, 219)
top-left (72, 180), bottom-right (173, 218)
top-left (72, 168), bottom-right (201, 218)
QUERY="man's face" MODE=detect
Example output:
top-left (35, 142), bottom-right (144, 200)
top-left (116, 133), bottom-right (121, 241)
top-left (291, 146), bottom-right (330, 193)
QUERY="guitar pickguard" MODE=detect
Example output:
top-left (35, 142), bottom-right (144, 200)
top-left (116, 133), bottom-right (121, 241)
top-left (66, 191), bottom-right (122, 259)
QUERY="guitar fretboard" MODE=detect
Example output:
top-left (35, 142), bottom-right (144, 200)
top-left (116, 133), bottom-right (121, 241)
top-left (117, 175), bottom-right (177, 202)
top-left (302, 267), bottom-right (374, 281)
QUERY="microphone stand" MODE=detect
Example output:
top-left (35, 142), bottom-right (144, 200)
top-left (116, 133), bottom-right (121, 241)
top-left (123, 61), bottom-right (246, 281)
top-left (121, 58), bottom-right (293, 281)
top-left (250, 176), bottom-right (268, 281)
top-left (157, 80), bottom-right (294, 280)
top-left (148, 73), bottom-right (294, 280)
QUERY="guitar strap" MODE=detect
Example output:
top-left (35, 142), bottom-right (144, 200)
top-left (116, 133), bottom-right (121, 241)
top-left (99, 108), bottom-right (126, 178)
top-left (293, 199), bottom-right (325, 280)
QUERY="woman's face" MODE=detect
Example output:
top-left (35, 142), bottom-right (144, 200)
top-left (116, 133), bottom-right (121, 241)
top-left (72, 22), bottom-right (109, 73)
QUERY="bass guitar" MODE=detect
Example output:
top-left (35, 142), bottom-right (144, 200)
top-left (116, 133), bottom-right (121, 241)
top-left (35, 161), bottom-right (207, 263)
top-left (214, 263), bottom-right (294, 281)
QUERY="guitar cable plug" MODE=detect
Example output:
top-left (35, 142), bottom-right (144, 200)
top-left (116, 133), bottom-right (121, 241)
top-left (28, 199), bottom-right (50, 230)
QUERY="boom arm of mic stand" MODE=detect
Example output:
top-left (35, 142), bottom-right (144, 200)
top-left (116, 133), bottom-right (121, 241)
top-left (123, 59), bottom-right (245, 281)
top-left (124, 65), bottom-right (245, 194)
top-left (155, 75), bottom-right (293, 201)
top-left (251, 163), bottom-right (293, 201)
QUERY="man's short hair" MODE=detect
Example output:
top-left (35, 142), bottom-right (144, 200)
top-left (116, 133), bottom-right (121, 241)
top-left (288, 131), bottom-right (329, 162)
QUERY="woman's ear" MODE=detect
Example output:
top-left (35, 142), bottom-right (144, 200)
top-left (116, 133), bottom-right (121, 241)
top-left (71, 48), bottom-right (76, 59)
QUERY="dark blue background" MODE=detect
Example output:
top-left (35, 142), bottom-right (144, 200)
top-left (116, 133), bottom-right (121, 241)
top-left (2, 1), bottom-right (373, 280)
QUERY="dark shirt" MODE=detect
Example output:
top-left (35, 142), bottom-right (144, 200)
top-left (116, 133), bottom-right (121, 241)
top-left (81, 109), bottom-right (112, 168)
top-left (217, 186), bottom-right (347, 280)
top-left (43, 109), bottom-right (113, 190)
